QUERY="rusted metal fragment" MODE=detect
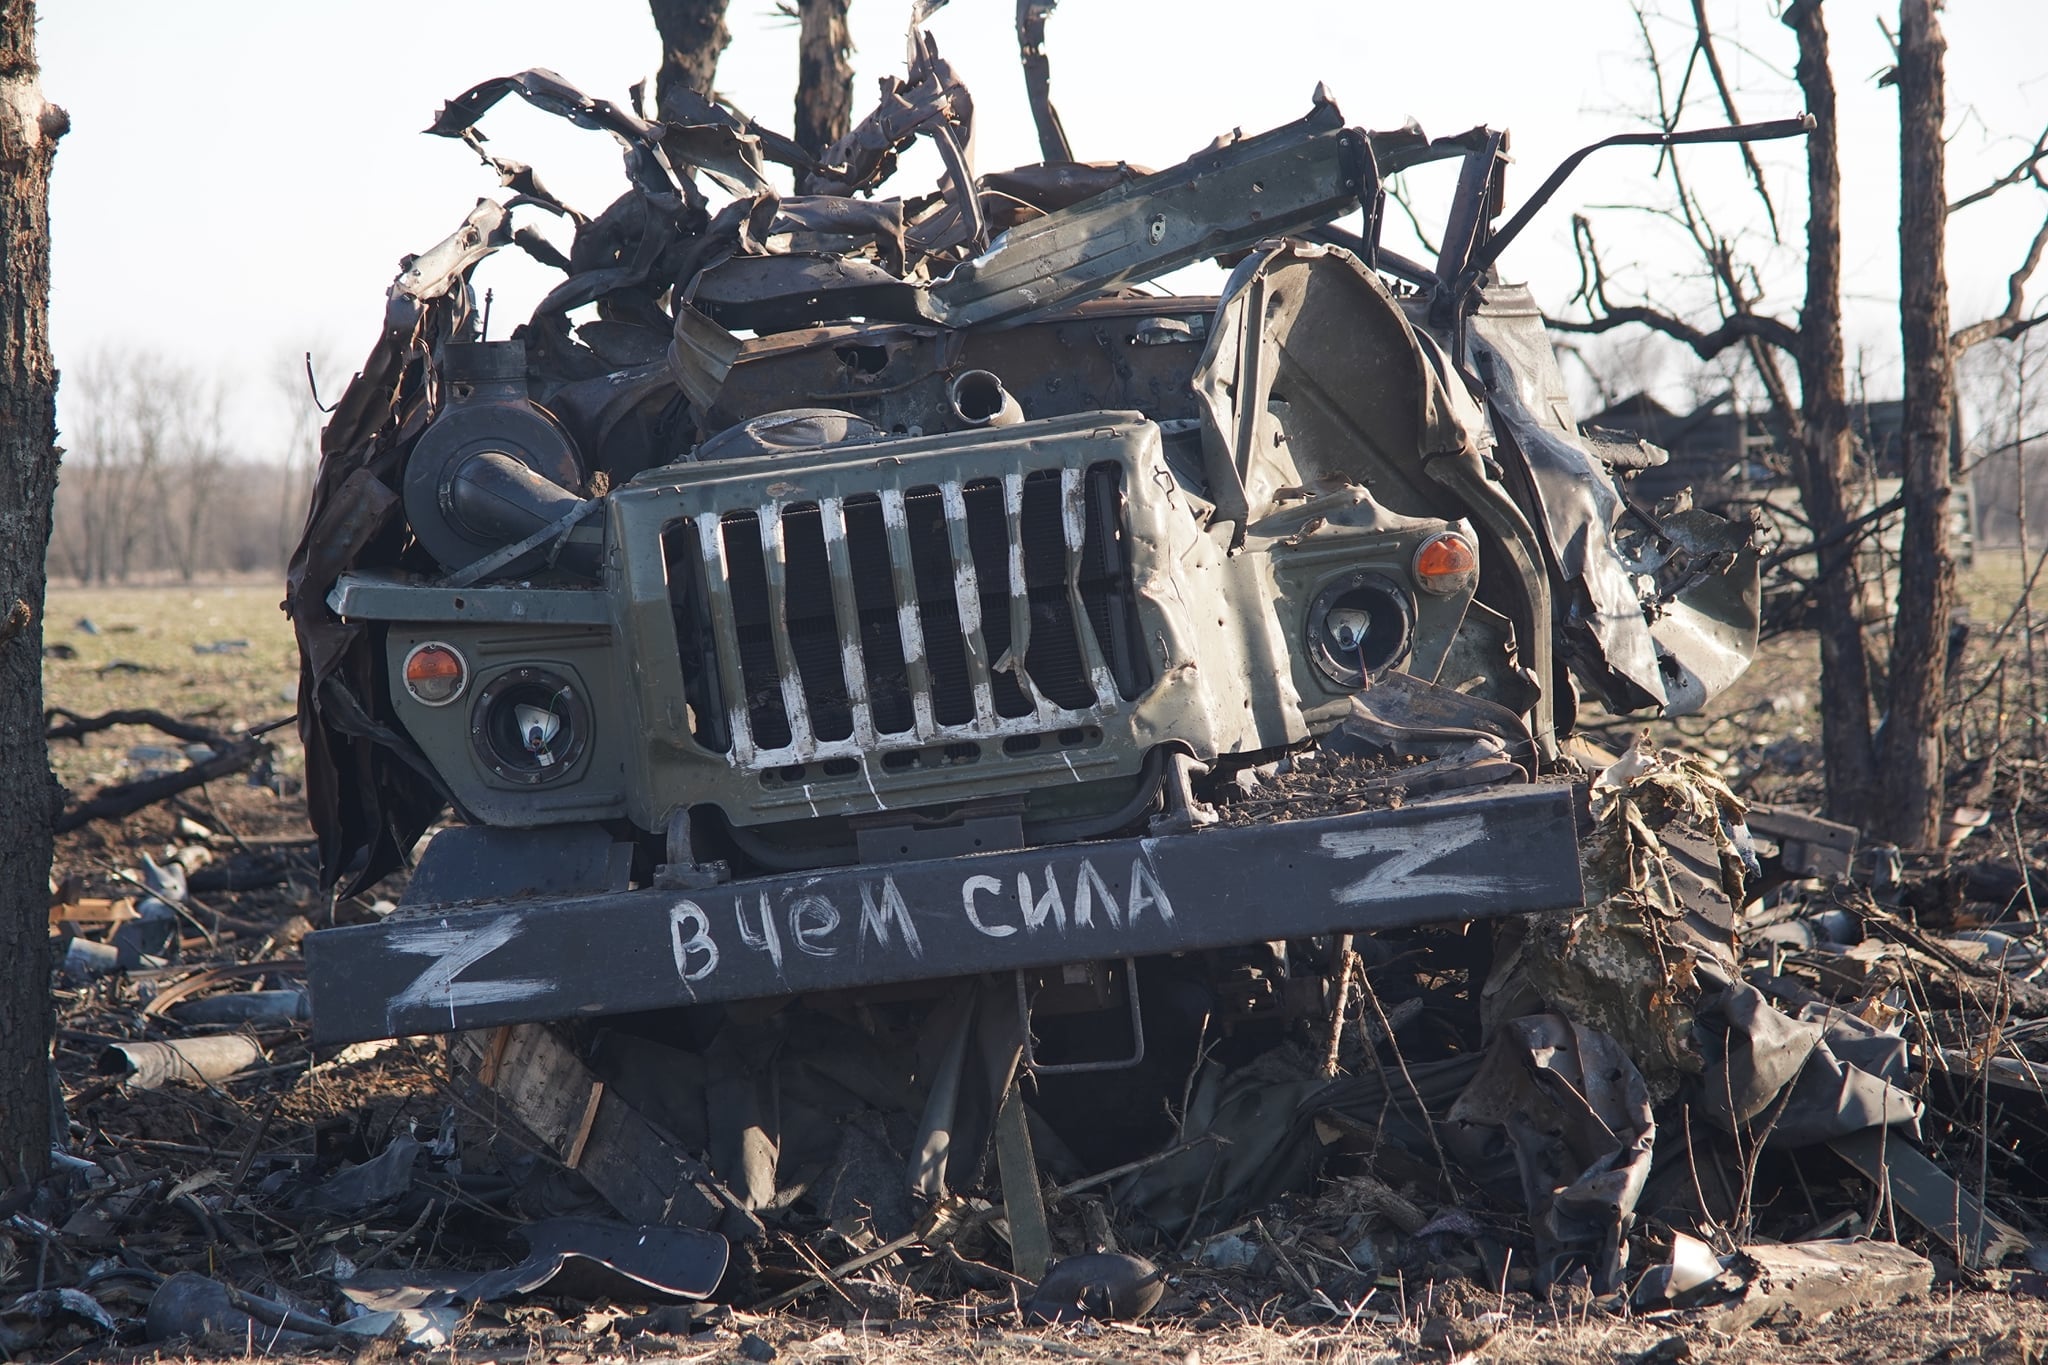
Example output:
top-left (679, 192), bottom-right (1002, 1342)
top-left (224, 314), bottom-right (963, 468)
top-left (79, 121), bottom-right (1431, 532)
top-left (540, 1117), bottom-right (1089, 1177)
top-left (1013, 1), bottom-right (1070, 164)
top-left (426, 68), bottom-right (702, 198)
top-left (801, 30), bottom-right (971, 198)
top-left (458, 1218), bottom-right (729, 1303)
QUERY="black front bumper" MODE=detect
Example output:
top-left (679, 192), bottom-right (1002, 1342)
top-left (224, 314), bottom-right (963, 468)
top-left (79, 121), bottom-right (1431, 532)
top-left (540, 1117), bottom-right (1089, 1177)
top-left (304, 784), bottom-right (1585, 1044)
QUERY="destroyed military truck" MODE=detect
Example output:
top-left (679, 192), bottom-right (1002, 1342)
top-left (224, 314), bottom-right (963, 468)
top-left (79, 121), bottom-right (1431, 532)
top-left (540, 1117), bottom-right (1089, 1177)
top-left (291, 40), bottom-right (1794, 1246)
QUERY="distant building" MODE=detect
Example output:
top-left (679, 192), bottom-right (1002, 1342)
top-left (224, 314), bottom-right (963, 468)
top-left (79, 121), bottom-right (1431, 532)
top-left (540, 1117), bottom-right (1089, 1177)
top-left (1582, 391), bottom-right (1911, 506)
top-left (1580, 391), bottom-right (1971, 577)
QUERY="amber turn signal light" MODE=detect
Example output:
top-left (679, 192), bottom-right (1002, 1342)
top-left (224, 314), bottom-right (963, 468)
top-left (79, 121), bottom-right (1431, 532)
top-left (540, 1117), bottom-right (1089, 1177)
top-left (1412, 531), bottom-right (1479, 595)
top-left (402, 642), bottom-right (467, 706)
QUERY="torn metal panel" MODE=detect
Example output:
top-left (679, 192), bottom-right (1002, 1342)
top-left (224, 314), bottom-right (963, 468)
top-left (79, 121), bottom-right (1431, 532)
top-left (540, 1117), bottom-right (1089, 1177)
top-left (1014, 1), bottom-right (1071, 164)
top-left (1446, 1015), bottom-right (1655, 1293)
top-left (687, 251), bottom-right (936, 332)
top-left (1465, 292), bottom-right (1760, 717)
top-left (1694, 981), bottom-right (1923, 1149)
top-left (459, 1218), bottom-right (729, 1304)
top-left (1192, 241), bottom-right (1484, 531)
top-left (426, 68), bottom-right (708, 200)
top-left (1829, 1129), bottom-right (2031, 1269)
top-left (931, 99), bottom-right (1370, 329)
top-left (387, 199), bottom-right (512, 335)
top-left (801, 29), bottom-right (973, 199)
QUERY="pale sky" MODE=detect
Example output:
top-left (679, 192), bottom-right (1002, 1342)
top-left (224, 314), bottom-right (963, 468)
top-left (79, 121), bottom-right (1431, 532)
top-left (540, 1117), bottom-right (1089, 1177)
top-left (34, 0), bottom-right (2048, 459)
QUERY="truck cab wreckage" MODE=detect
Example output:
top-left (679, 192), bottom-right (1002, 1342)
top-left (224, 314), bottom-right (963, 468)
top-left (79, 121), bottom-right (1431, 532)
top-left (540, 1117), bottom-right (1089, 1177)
top-left (290, 28), bottom-right (1818, 1294)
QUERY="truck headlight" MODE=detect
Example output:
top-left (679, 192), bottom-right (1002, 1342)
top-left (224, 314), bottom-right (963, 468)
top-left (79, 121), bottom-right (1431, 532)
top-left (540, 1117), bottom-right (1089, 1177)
top-left (471, 667), bottom-right (589, 783)
top-left (1306, 573), bottom-right (1412, 688)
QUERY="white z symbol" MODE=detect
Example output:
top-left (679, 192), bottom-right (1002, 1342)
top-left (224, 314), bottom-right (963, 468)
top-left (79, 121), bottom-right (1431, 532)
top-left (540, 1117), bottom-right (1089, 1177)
top-left (1320, 816), bottom-right (1515, 905)
top-left (386, 917), bottom-right (551, 1033)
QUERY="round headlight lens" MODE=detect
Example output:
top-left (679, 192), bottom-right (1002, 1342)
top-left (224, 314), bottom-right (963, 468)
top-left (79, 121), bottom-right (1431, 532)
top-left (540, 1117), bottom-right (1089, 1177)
top-left (402, 642), bottom-right (468, 706)
top-left (1412, 530), bottom-right (1479, 595)
top-left (471, 667), bottom-right (589, 784)
top-left (1305, 573), bottom-right (1413, 688)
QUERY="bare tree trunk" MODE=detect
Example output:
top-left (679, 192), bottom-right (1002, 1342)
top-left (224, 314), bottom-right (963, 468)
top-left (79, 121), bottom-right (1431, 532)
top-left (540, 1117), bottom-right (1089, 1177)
top-left (0, 0), bottom-right (66, 1193)
top-left (1785, 0), bottom-right (1880, 830)
top-left (794, 0), bottom-right (854, 161)
top-left (649, 0), bottom-right (732, 120)
top-left (1886, 0), bottom-right (1957, 850)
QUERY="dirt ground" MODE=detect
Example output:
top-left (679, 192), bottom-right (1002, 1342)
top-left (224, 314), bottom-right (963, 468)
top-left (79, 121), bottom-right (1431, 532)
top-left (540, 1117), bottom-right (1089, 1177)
top-left (23, 563), bottom-right (2048, 1363)
top-left (44, 1285), bottom-right (2048, 1362)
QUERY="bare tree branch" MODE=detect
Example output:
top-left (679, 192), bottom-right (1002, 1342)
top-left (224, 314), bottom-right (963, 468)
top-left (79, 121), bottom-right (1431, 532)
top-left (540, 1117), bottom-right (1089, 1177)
top-left (1544, 305), bottom-right (1802, 358)
top-left (1952, 214), bottom-right (2048, 352)
top-left (1552, 213), bottom-right (1802, 360)
top-left (1387, 179), bottom-right (1441, 258)
top-left (1690, 0), bottom-right (1783, 240)
top-left (1949, 124), bottom-right (2048, 215)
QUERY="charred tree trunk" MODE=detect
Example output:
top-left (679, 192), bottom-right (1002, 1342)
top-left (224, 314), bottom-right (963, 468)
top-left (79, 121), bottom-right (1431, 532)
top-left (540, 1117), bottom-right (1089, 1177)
top-left (794, 0), bottom-right (854, 162)
top-left (1784, 0), bottom-right (1879, 830)
top-left (0, 0), bottom-right (66, 1192)
top-left (1886, 0), bottom-right (1956, 850)
top-left (650, 0), bottom-right (732, 120)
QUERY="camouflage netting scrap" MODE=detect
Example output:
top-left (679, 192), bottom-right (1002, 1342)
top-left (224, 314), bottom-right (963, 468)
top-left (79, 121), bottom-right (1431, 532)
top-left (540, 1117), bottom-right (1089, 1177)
top-left (1483, 747), bottom-right (1757, 1096)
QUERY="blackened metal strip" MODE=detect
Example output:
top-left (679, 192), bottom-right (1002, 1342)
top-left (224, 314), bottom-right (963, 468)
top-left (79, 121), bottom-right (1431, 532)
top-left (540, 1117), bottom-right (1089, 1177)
top-left (304, 784), bottom-right (1586, 1043)
top-left (1059, 467), bottom-right (1120, 708)
top-left (817, 496), bottom-right (876, 748)
top-left (693, 511), bottom-right (757, 766)
top-left (879, 488), bottom-right (938, 741)
top-left (940, 481), bottom-right (997, 729)
top-left (756, 504), bottom-right (815, 758)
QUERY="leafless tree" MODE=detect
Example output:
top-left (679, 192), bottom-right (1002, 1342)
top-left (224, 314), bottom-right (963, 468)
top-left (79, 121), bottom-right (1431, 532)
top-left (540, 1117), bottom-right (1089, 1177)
top-left (57, 352), bottom-right (150, 584)
top-left (149, 369), bottom-right (232, 582)
top-left (1961, 332), bottom-right (2048, 547)
top-left (44, 348), bottom-right (322, 581)
top-left (1548, 0), bottom-right (2048, 846)
top-left (51, 351), bottom-right (236, 582)
top-left (0, 0), bottom-right (67, 1194)
top-left (1887, 0), bottom-right (1958, 851)
top-left (649, 0), bottom-right (732, 120)
top-left (274, 346), bottom-right (335, 569)
top-left (792, 0), bottom-right (854, 160)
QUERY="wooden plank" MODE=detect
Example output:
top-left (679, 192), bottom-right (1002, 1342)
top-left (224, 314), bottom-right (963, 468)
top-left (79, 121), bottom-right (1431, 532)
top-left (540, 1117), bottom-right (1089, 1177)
top-left (457, 1025), bottom-right (736, 1233)
top-left (1712, 1239), bottom-right (1932, 1332)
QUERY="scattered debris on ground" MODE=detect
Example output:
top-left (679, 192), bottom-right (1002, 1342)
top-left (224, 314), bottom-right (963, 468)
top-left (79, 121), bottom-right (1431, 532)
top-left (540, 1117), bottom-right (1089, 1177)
top-left (19, 692), bottom-right (2048, 1360)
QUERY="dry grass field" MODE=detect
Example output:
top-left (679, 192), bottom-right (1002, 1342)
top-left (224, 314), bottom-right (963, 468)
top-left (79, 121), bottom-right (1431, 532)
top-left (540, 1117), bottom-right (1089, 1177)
top-left (40, 580), bottom-right (301, 806)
